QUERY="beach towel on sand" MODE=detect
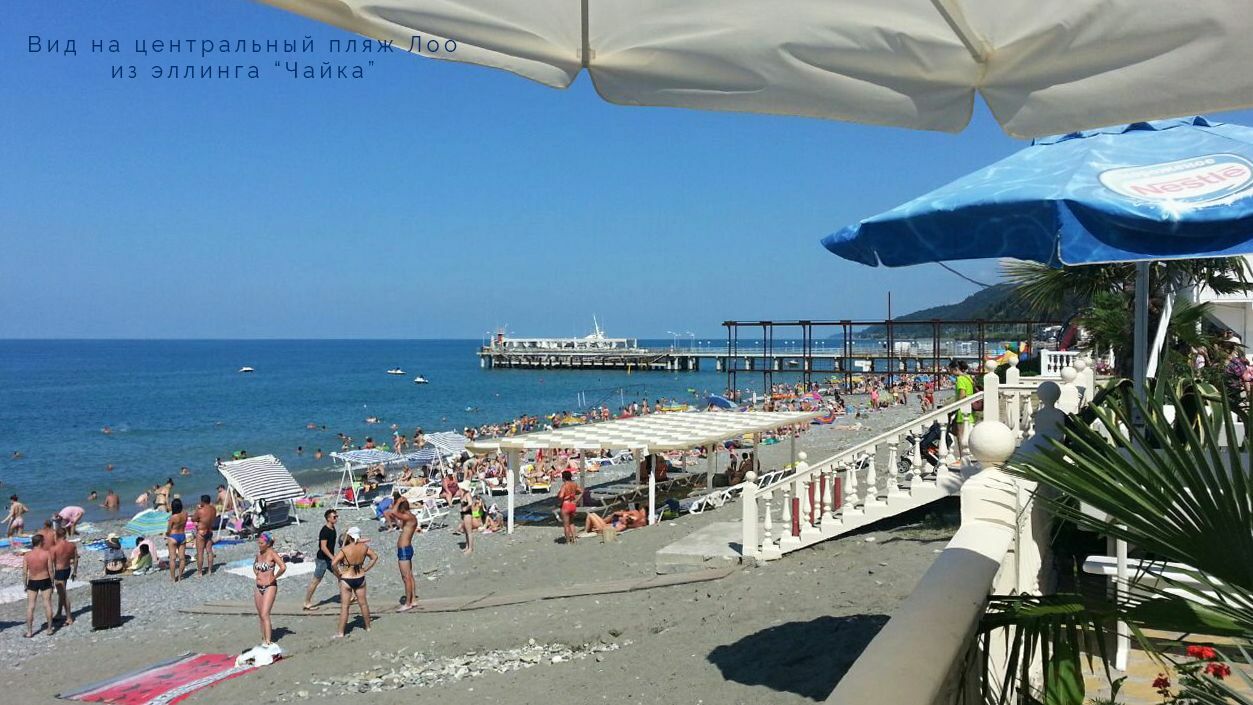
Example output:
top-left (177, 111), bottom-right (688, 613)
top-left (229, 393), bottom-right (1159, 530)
top-left (57, 652), bottom-right (260, 705)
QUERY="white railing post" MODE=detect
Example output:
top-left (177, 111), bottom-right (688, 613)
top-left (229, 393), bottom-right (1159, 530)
top-left (1005, 357), bottom-right (1020, 386)
top-left (761, 488), bottom-right (781, 560)
top-left (982, 364), bottom-right (1000, 424)
top-left (863, 446), bottom-right (885, 509)
top-left (886, 433), bottom-right (905, 498)
top-left (741, 471), bottom-right (759, 558)
top-left (937, 417), bottom-right (953, 467)
top-left (1057, 366), bottom-right (1080, 414)
top-left (843, 464), bottom-right (862, 518)
top-left (819, 464), bottom-right (837, 531)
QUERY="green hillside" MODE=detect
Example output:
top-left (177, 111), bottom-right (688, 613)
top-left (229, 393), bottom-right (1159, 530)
top-left (853, 284), bottom-right (1054, 337)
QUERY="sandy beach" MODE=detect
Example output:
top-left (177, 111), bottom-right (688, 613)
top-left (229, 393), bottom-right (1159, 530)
top-left (0, 401), bottom-right (955, 704)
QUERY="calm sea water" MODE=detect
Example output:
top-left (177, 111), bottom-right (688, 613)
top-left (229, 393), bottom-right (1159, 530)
top-left (1, 339), bottom-right (757, 520)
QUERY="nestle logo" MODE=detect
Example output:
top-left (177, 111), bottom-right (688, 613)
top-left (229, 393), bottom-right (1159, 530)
top-left (1099, 154), bottom-right (1253, 205)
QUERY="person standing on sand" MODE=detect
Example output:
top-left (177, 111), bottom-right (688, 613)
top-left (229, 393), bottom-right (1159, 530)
top-left (36, 519), bottom-right (57, 549)
top-left (333, 527), bottom-right (378, 638)
top-left (51, 527), bottom-right (78, 626)
top-left (252, 532), bottom-right (286, 646)
top-left (557, 471), bottom-right (580, 545)
top-left (166, 498), bottom-right (189, 582)
top-left (387, 493), bottom-right (419, 611)
top-left (23, 534), bottom-right (55, 637)
top-left (303, 509), bottom-right (339, 611)
top-left (4, 495), bottom-right (28, 537)
top-left (193, 495), bottom-right (217, 577)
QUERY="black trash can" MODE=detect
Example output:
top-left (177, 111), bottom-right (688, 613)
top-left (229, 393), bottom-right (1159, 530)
top-left (91, 578), bottom-right (123, 630)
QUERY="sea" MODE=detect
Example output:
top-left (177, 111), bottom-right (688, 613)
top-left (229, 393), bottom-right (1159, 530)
top-left (0, 339), bottom-right (766, 521)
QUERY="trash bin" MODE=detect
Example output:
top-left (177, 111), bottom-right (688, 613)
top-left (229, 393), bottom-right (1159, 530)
top-left (91, 578), bottom-right (123, 630)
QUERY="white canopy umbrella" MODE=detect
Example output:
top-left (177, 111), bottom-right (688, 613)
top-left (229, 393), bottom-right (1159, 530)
top-left (468, 410), bottom-right (817, 531)
top-left (257, 0), bottom-right (1253, 137)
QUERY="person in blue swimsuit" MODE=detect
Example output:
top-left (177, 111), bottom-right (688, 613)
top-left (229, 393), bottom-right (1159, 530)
top-left (165, 498), bottom-right (189, 582)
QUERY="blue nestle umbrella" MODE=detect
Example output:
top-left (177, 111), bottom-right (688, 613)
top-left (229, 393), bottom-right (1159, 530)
top-left (823, 116), bottom-right (1253, 388)
top-left (825, 117), bottom-right (1253, 267)
top-left (125, 509), bottom-right (170, 536)
top-left (706, 394), bottom-right (737, 410)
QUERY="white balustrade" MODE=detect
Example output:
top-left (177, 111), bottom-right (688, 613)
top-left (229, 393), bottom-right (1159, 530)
top-left (886, 434), bottom-right (904, 498)
top-left (1040, 349), bottom-right (1079, 377)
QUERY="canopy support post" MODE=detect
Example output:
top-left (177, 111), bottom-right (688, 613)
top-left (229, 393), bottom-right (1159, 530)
top-left (648, 453), bottom-right (657, 525)
top-left (706, 444), bottom-right (716, 489)
top-left (506, 448), bottom-right (519, 535)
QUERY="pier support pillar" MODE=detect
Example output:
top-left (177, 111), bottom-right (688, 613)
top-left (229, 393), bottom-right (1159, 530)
top-left (716, 357), bottom-right (725, 372)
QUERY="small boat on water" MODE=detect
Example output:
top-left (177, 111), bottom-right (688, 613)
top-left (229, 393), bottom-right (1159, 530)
top-left (386, 368), bottom-right (406, 375)
top-left (238, 366), bottom-right (255, 373)
top-left (413, 375), bottom-right (429, 384)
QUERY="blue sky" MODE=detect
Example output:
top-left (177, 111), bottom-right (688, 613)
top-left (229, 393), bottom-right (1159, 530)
top-left (4, 1), bottom-right (1252, 339)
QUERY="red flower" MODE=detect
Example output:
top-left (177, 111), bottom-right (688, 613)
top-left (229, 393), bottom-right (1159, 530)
top-left (1204, 662), bottom-right (1232, 680)
top-left (1186, 645), bottom-right (1218, 660)
top-left (1152, 674), bottom-right (1171, 691)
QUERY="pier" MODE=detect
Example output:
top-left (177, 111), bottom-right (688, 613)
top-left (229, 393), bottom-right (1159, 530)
top-left (477, 318), bottom-right (1063, 393)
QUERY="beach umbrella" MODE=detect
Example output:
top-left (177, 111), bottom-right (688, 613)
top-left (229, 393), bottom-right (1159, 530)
top-left (705, 394), bottom-right (736, 410)
top-left (823, 116), bottom-right (1253, 393)
top-left (822, 117), bottom-right (1253, 673)
top-left (255, 0), bottom-right (1253, 138)
top-left (125, 508), bottom-right (171, 536)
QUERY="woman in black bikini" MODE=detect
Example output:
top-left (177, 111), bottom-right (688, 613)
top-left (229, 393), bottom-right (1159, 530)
top-left (252, 532), bottom-right (286, 646)
top-left (332, 526), bottom-right (377, 638)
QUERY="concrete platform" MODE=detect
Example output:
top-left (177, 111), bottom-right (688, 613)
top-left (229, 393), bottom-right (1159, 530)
top-left (654, 521), bottom-right (751, 574)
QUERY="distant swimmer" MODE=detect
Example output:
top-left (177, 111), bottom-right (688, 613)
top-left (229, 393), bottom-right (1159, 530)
top-left (87, 491), bottom-right (98, 502)
top-left (365, 416), bottom-right (381, 424)
top-left (296, 446), bottom-right (303, 455)
top-left (105, 464), bottom-right (114, 472)
top-left (180, 466), bottom-right (191, 477)
top-left (306, 423), bottom-right (317, 430)
top-left (134, 490), bottom-right (149, 506)
top-left (314, 449), bottom-right (324, 461)
top-left (11, 451), bottom-right (22, 460)
top-left (103, 490), bottom-right (119, 512)
top-left (101, 426), bottom-right (112, 435)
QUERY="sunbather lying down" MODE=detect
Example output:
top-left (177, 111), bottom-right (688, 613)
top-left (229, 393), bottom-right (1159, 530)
top-left (582, 508), bottom-right (647, 536)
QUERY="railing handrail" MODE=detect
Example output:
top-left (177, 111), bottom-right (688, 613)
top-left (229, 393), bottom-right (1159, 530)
top-left (757, 391), bottom-right (985, 494)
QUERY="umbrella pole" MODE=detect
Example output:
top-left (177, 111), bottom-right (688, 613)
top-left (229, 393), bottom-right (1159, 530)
top-left (1116, 261), bottom-right (1151, 671)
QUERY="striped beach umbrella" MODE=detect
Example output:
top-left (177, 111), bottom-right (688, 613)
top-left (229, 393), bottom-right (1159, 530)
top-left (125, 509), bottom-right (171, 536)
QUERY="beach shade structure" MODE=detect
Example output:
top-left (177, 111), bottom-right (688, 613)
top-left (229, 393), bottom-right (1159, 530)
top-left (705, 394), bottom-right (737, 410)
top-left (401, 447), bottom-right (441, 469)
top-left (125, 509), bottom-right (171, 536)
top-left (425, 431), bottom-right (470, 458)
top-left (824, 117), bottom-right (1253, 392)
top-left (256, 0), bottom-right (1253, 138)
top-left (329, 448), bottom-right (405, 510)
top-left (216, 454), bottom-right (305, 531)
top-left (468, 410), bottom-right (818, 532)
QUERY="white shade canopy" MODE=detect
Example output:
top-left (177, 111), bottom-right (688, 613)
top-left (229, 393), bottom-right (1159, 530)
top-left (257, 0), bottom-right (1253, 137)
top-left (467, 411), bottom-right (817, 453)
top-left (217, 454), bottom-right (304, 503)
top-left (330, 449), bottom-right (405, 466)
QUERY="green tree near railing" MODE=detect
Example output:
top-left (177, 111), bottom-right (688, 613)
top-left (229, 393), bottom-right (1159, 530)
top-left (1003, 259), bottom-right (1252, 380)
top-left (969, 377), bottom-right (1252, 705)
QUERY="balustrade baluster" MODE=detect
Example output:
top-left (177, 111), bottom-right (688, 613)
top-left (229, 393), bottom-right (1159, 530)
top-left (760, 490), bottom-right (781, 559)
top-left (886, 434), bottom-right (904, 498)
top-left (863, 447), bottom-right (884, 508)
top-left (843, 464), bottom-right (862, 517)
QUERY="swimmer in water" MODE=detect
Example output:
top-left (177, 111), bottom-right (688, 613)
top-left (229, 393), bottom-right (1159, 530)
top-left (179, 466), bottom-right (191, 477)
top-left (11, 451), bottom-right (22, 460)
top-left (101, 427), bottom-right (112, 435)
top-left (105, 464), bottom-right (114, 473)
